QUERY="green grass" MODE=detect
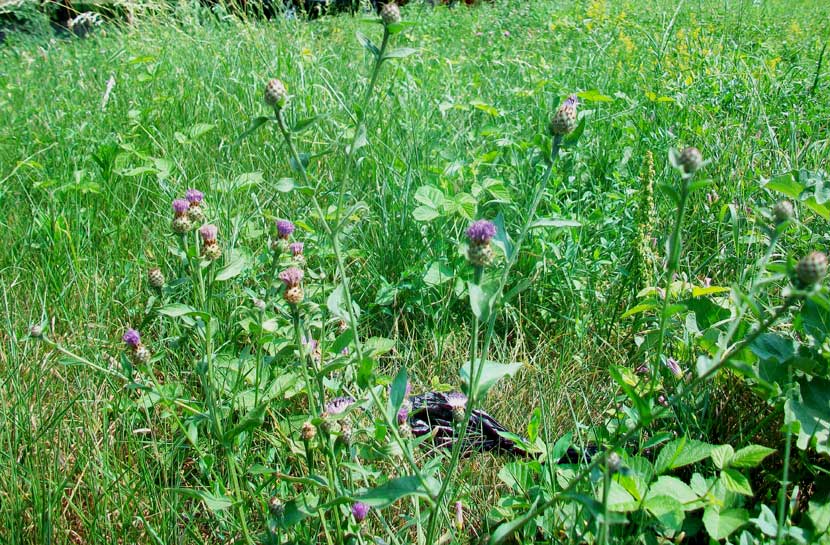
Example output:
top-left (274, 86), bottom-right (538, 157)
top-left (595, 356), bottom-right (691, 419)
top-left (1, 0), bottom-right (829, 543)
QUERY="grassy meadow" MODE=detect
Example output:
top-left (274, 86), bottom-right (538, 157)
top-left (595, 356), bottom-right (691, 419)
top-left (1, 0), bottom-right (830, 543)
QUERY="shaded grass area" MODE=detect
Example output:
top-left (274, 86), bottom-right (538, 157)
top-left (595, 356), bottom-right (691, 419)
top-left (1, 0), bottom-right (829, 542)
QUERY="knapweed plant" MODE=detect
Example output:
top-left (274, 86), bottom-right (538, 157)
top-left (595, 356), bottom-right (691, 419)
top-left (20, 3), bottom-right (830, 545)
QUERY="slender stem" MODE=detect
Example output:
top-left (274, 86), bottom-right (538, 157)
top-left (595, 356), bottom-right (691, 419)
top-left (292, 305), bottom-right (320, 416)
top-left (426, 137), bottom-right (562, 544)
top-left (599, 468), bottom-right (611, 545)
top-left (775, 362), bottom-right (794, 544)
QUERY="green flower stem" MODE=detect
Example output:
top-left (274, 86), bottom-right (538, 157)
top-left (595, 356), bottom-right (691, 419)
top-left (653, 170), bottom-right (692, 376)
top-left (599, 467), bottom-right (611, 545)
top-left (291, 305), bottom-right (321, 416)
top-left (776, 360), bottom-right (794, 545)
top-left (275, 108), bottom-right (426, 484)
top-left (426, 136), bottom-right (563, 545)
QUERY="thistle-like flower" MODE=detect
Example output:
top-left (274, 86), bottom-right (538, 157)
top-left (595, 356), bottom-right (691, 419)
top-left (773, 200), bottom-right (794, 224)
top-left (325, 396), bottom-right (355, 416)
top-left (677, 146), bottom-right (703, 175)
top-left (148, 267), bottom-right (165, 289)
top-left (796, 251), bottom-right (828, 287)
top-left (276, 219), bottom-right (295, 240)
top-left (123, 328), bottom-right (151, 365)
top-left (663, 357), bottom-right (682, 378)
top-left (466, 219), bottom-right (497, 267)
top-left (301, 421), bottom-right (316, 441)
top-left (199, 224), bottom-right (222, 261)
top-left (279, 267), bottom-right (304, 304)
top-left (446, 392), bottom-right (468, 423)
top-left (185, 188), bottom-right (206, 224)
top-left (265, 78), bottom-right (288, 109)
top-left (172, 199), bottom-right (193, 234)
top-left (380, 3), bottom-right (401, 25)
top-left (549, 95), bottom-right (578, 136)
top-left (289, 241), bottom-right (306, 266)
top-left (351, 501), bottom-right (370, 523)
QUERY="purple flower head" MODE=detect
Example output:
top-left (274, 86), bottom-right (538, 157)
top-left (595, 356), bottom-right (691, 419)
top-left (397, 405), bottom-right (410, 425)
top-left (199, 224), bottom-right (218, 243)
top-left (172, 199), bottom-right (189, 215)
top-left (325, 396), bottom-right (355, 416)
top-left (635, 364), bottom-right (650, 375)
top-left (289, 242), bottom-right (304, 256)
top-left (466, 220), bottom-right (496, 245)
top-left (446, 392), bottom-right (468, 409)
top-left (278, 267), bottom-right (304, 287)
top-left (123, 328), bottom-right (141, 347)
top-left (351, 501), bottom-right (370, 523)
top-left (563, 94), bottom-right (579, 108)
top-left (185, 188), bottom-right (204, 205)
top-left (276, 219), bottom-right (295, 239)
top-left (663, 358), bottom-right (683, 378)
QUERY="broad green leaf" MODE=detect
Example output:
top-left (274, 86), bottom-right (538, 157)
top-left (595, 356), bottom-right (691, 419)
top-left (577, 89), bottom-right (613, 102)
top-left (414, 185), bottom-right (445, 209)
top-left (423, 261), bottom-right (454, 286)
top-left (292, 115), bottom-right (323, 132)
top-left (527, 407), bottom-right (542, 443)
top-left (383, 47), bottom-right (418, 59)
top-left (646, 476), bottom-right (700, 510)
top-left (460, 360), bottom-right (523, 400)
top-left (720, 469), bottom-right (753, 496)
top-left (749, 333), bottom-right (794, 364)
top-left (764, 171), bottom-right (802, 199)
top-left (215, 250), bottom-right (249, 281)
top-left (364, 337), bottom-right (395, 358)
top-left (356, 31), bottom-right (379, 57)
top-left (645, 495), bottom-right (685, 532)
top-left (158, 303), bottom-right (198, 317)
top-left (357, 357), bottom-right (375, 389)
top-left (389, 367), bottom-right (408, 420)
top-left (276, 493), bottom-right (320, 528)
top-left (601, 480), bottom-right (638, 512)
top-left (703, 506), bottom-right (749, 540)
top-left (731, 445), bottom-right (775, 468)
top-left (469, 281), bottom-right (497, 322)
top-left (750, 504), bottom-right (779, 538)
top-left (711, 444), bottom-right (734, 469)
top-left (784, 376), bottom-right (830, 455)
top-left (655, 437), bottom-right (712, 474)
top-left (470, 100), bottom-right (500, 116)
top-left (357, 475), bottom-right (439, 508)
top-left (412, 205), bottom-right (441, 222)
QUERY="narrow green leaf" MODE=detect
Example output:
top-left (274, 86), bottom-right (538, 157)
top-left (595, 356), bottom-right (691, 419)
top-left (235, 116), bottom-right (271, 144)
top-left (460, 360), bottom-right (522, 400)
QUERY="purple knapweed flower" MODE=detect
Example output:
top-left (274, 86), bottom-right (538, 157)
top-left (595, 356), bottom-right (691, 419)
top-left (185, 188), bottom-right (204, 205)
top-left (123, 328), bottom-right (141, 347)
top-left (278, 267), bottom-right (304, 288)
top-left (466, 220), bottom-right (497, 245)
top-left (289, 242), bottom-right (304, 256)
top-left (635, 364), bottom-right (650, 375)
top-left (325, 396), bottom-right (355, 415)
top-left (663, 358), bottom-right (683, 378)
top-left (199, 224), bottom-right (218, 244)
top-left (397, 405), bottom-right (409, 425)
top-left (351, 501), bottom-right (370, 523)
top-left (276, 219), bottom-right (295, 239)
top-left (172, 199), bottom-right (189, 216)
top-left (446, 392), bottom-right (468, 409)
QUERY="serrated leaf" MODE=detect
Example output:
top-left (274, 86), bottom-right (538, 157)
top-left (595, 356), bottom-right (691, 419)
top-left (711, 444), bottom-right (734, 469)
top-left (412, 205), bottom-right (441, 222)
top-left (645, 495), bottom-right (685, 531)
top-left (721, 469), bottom-right (753, 496)
top-left (646, 476), bottom-right (700, 510)
top-left (703, 506), bottom-right (749, 540)
top-left (731, 445), bottom-right (775, 468)
top-left (654, 437), bottom-right (712, 474)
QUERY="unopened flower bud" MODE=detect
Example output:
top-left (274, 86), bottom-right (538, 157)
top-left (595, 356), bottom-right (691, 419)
top-left (301, 421), bottom-right (316, 441)
top-left (606, 452), bottom-right (622, 474)
top-left (265, 79), bottom-right (288, 108)
top-left (279, 267), bottom-right (305, 305)
top-left (773, 200), bottom-right (794, 224)
top-left (549, 95), bottom-right (578, 136)
top-left (29, 324), bottom-right (43, 338)
top-left (796, 251), bottom-right (828, 287)
top-left (677, 146), bottom-right (703, 175)
top-left (148, 267), bottom-right (165, 289)
top-left (351, 501), bottom-right (370, 523)
top-left (380, 3), bottom-right (401, 25)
